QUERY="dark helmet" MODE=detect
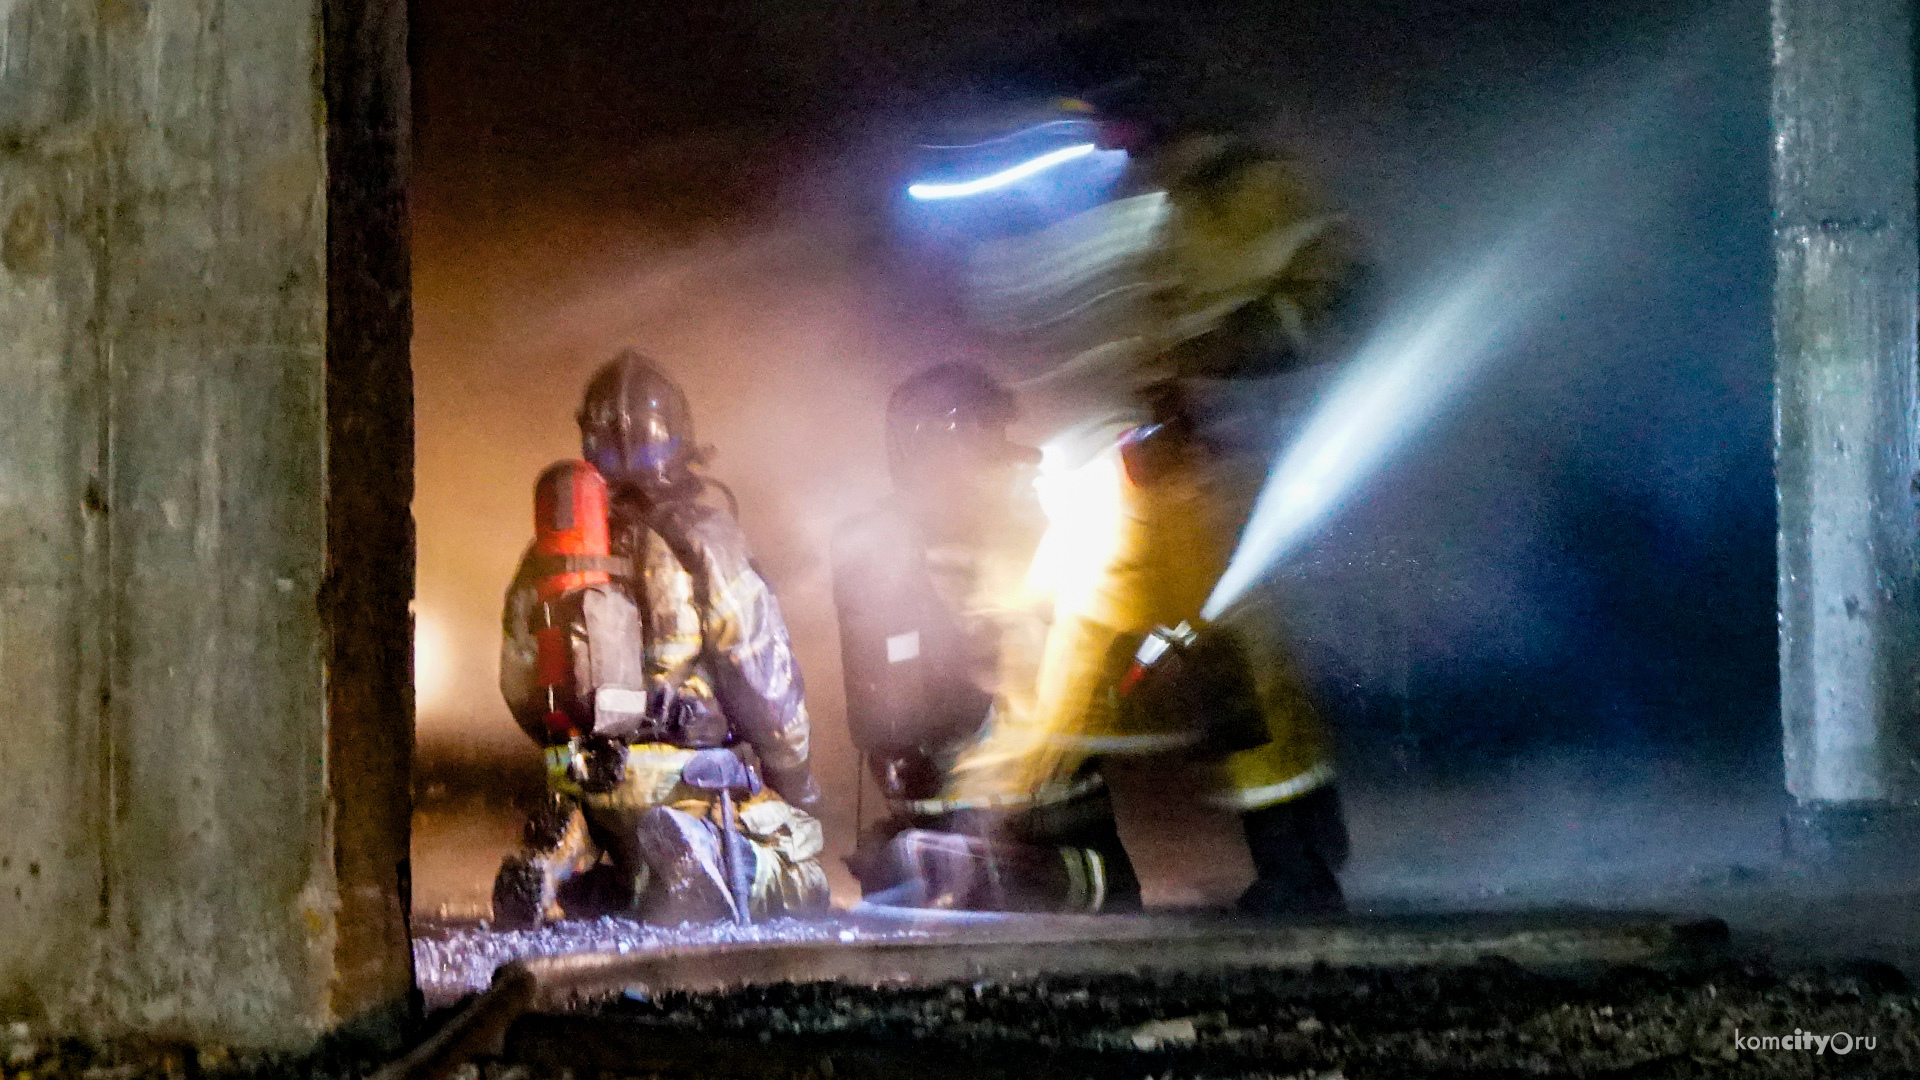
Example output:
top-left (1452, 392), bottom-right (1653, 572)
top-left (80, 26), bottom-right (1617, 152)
top-left (885, 363), bottom-right (1022, 485)
top-left (577, 350), bottom-right (701, 500)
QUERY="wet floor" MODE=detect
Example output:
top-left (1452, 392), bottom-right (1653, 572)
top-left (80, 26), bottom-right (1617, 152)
top-left (411, 751), bottom-right (1920, 1013)
top-left (412, 917), bottom-right (942, 1007)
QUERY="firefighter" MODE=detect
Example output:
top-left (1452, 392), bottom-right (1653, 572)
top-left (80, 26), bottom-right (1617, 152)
top-left (491, 351), bottom-right (831, 928)
top-left (832, 363), bottom-right (1140, 912)
top-left (945, 130), bottom-right (1366, 917)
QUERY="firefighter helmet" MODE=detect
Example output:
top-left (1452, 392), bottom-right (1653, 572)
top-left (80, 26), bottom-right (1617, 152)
top-left (885, 363), bottom-right (1022, 486)
top-left (576, 350), bottom-right (701, 501)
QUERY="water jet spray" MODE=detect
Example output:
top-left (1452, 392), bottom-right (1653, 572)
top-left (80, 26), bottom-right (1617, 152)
top-left (1201, 221), bottom-right (1565, 623)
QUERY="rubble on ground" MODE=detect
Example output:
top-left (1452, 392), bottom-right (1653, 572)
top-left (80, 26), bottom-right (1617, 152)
top-left (495, 958), bottom-right (1920, 1078)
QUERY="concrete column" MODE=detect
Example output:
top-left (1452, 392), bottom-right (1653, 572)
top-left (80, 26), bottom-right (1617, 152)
top-left (1773, 0), bottom-right (1920, 842)
top-left (0, 0), bottom-right (412, 1052)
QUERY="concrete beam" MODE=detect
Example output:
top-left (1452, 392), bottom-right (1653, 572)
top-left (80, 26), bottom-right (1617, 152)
top-left (0, 0), bottom-right (412, 1051)
top-left (1772, 0), bottom-right (1920, 815)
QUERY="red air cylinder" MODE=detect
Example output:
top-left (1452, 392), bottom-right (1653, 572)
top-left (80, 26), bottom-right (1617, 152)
top-left (531, 460), bottom-right (613, 738)
top-left (533, 460), bottom-right (613, 600)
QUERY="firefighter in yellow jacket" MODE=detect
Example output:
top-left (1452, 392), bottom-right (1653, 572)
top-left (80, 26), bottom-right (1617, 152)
top-left (946, 130), bottom-right (1365, 915)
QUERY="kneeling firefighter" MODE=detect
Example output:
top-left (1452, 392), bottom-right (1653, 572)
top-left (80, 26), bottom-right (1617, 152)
top-left (492, 351), bottom-right (831, 928)
top-left (831, 363), bottom-right (1140, 913)
top-left (943, 126), bottom-right (1367, 916)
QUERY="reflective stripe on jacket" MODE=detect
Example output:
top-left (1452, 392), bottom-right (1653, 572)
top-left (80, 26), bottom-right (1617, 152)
top-left (947, 426), bottom-right (1333, 808)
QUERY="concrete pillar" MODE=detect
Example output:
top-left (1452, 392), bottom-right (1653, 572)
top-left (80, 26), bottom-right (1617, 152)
top-left (0, 0), bottom-right (413, 1052)
top-left (1773, 0), bottom-right (1920, 848)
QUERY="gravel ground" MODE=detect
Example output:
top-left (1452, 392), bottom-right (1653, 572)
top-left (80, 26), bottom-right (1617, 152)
top-left (489, 959), bottom-right (1920, 1079)
top-left (7, 945), bottom-right (1915, 1079)
top-left (412, 917), bottom-right (937, 1007)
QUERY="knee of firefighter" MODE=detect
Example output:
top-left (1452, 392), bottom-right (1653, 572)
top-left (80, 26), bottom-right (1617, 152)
top-left (747, 845), bottom-right (830, 917)
top-left (635, 803), bottom-right (719, 852)
top-left (737, 794), bottom-right (826, 863)
top-left (737, 797), bottom-right (829, 916)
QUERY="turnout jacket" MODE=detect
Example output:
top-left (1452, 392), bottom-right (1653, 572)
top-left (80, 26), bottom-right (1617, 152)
top-left (945, 424), bottom-right (1334, 813)
top-left (501, 492), bottom-right (819, 808)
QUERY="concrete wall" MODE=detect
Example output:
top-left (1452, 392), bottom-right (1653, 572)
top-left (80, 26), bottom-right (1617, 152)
top-left (0, 0), bottom-right (413, 1051)
top-left (1772, 0), bottom-right (1920, 808)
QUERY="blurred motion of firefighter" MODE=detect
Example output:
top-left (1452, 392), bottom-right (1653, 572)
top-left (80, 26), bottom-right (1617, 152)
top-left (923, 88), bottom-right (1370, 915)
top-left (831, 363), bottom-right (1141, 912)
top-left (492, 350), bottom-right (830, 928)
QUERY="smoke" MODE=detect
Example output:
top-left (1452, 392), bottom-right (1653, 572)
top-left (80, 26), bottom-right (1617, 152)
top-left (1180, 0), bottom-right (1779, 779)
top-left (410, 0), bottom-right (1782, 913)
top-left (1203, 221), bottom-right (1559, 620)
top-left (1204, 7), bottom-right (1746, 623)
top-left (411, 134), bottom-right (981, 902)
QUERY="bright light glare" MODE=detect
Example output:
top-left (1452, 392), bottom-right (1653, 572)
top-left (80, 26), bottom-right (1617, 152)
top-left (414, 609), bottom-right (454, 716)
top-left (908, 144), bottom-right (1098, 201)
top-left (1024, 442), bottom-right (1126, 618)
top-left (1201, 233), bottom-right (1552, 621)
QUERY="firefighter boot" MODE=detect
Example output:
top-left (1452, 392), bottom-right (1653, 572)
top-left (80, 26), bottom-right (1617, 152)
top-left (492, 792), bottom-right (601, 929)
top-left (633, 805), bottom-right (737, 925)
top-left (491, 855), bottom-right (550, 931)
top-left (890, 829), bottom-right (1000, 909)
top-left (1238, 785), bottom-right (1349, 917)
